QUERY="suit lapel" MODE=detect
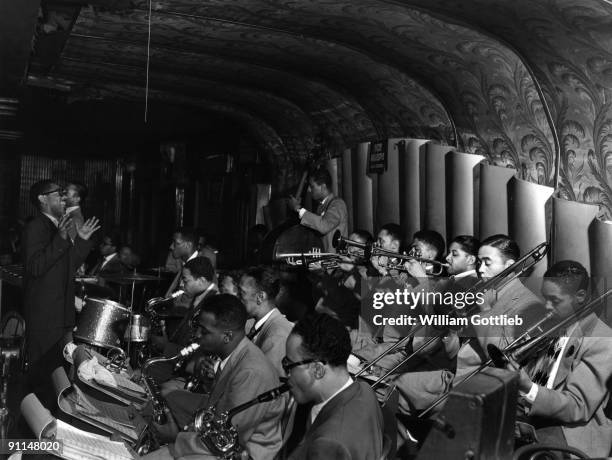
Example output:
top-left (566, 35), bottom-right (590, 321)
top-left (208, 338), bottom-right (248, 407)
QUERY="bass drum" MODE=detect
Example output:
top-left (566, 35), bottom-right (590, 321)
top-left (74, 297), bottom-right (130, 349)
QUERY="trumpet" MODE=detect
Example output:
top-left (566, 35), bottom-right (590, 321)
top-left (420, 288), bottom-right (612, 418)
top-left (275, 248), bottom-right (344, 270)
top-left (359, 242), bottom-right (550, 387)
top-left (370, 246), bottom-right (450, 276)
top-left (332, 231), bottom-right (371, 259)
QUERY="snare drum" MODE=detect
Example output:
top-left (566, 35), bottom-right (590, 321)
top-left (124, 315), bottom-right (151, 343)
top-left (74, 297), bottom-right (130, 349)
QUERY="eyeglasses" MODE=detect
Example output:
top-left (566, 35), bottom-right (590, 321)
top-left (40, 188), bottom-right (66, 197)
top-left (281, 357), bottom-right (317, 374)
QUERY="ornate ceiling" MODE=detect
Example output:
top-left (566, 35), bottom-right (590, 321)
top-left (6, 0), bottom-right (612, 215)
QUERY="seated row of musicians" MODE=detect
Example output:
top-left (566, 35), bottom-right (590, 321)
top-left (142, 296), bottom-right (384, 460)
top-left (307, 224), bottom-right (612, 457)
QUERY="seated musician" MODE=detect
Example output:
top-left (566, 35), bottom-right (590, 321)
top-left (354, 228), bottom-right (446, 372)
top-left (239, 265), bottom-right (293, 376)
top-left (508, 260), bottom-right (612, 458)
top-left (285, 312), bottom-right (384, 459)
top-left (165, 227), bottom-right (205, 308)
top-left (145, 294), bottom-right (284, 460)
top-left (391, 234), bottom-right (544, 415)
top-left (89, 234), bottom-right (126, 276)
top-left (150, 256), bottom-right (217, 383)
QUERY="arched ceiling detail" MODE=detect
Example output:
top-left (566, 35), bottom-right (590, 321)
top-left (400, 0), bottom-right (612, 217)
top-left (21, 0), bottom-right (612, 214)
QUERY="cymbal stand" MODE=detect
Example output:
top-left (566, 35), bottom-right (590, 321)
top-left (0, 344), bottom-right (19, 439)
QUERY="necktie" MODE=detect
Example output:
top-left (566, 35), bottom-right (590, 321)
top-left (247, 324), bottom-right (260, 340)
top-left (530, 335), bottom-right (564, 387)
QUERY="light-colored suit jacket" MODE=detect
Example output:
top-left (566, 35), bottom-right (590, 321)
top-left (288, 380), bottom-right (384, 460)
top-left (300, 194), bottom-right (348, 253)
top-left (172, 338), bottom-right (284, 460)
top-left (527, 314), bottom-right (612, 457)
top-left (454, 278), bottom-right (544, 382)
top-left (252, 308), bottom-right (293, 376)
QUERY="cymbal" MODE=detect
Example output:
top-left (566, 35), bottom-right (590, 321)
top-left (75, 277), bottom-right (99, 283)
top-left (101, 273), bottom-right (163, 283)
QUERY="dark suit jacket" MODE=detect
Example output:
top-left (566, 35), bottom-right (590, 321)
top-left (300, 194), bottom-right (349, 253)
top-left (527, 314), bottom-right (612, 457)
top-left (171, 338), bottom-right (284, 460)
top-left (252, 308), bottom-right (293, 376)
top-left (22, 212), bottom-right (92, 361)
top-left (288, 380), bottom-right (384, 460)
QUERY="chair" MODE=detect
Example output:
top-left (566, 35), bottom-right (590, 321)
top-left (512, 443), bottom-right (588, 460)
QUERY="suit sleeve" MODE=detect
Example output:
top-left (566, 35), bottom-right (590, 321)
top-left (473, 295), bottom-right (544, 357)
top-left (23, 220), bottom-right (72, 277)
top-left (300, 200), bottom-right (343, 235)
top-left (303, 438), bottom-right (352, 460)
top-left (224, 367), bottom-right (282, 447)
top-left (529, 336), bottom-right (612, 423)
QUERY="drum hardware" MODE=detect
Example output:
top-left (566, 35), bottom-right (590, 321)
top-left (358, 242), bottom-right (550, 386)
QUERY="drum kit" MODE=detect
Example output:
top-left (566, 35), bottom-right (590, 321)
top-left (73, 270), bottom-right (178, 368)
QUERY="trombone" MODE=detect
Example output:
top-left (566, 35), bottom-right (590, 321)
top-left (358, 242), bottom-right (549, 386)
top-left (418, 287), bottom-right (612, 418)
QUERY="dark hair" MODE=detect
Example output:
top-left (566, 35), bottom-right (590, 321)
top-left (451, 235), bottom-right (480, 257)
top-left (480, 234), bottom-right (520, 262)
top-left (310, 168), bottom-right (332, 188)
top-left (175, 227), bottom-right (198, 248)
top-left (29, 179), bottom-right (59, 207)
top-left (199, 293), bottom-right (247, 332)
top-left (291, 313), bottom-right (351, 367)
top-left (379, 223), bottom-right (403, 245)
top-left (184, 256), bottom-right (215, 282)
top-left (544, 260), bottom-right (590, 294)
top-left (243, 265), bottom-right (280, 299)
top-left (351, 229), bottom-right (374, 245)
top-left (67, 182), bottom-right (88, 202)
top-left (413, 229), bottom-right (446, 260)
top-left (106, 232), bottom-right (122, 249)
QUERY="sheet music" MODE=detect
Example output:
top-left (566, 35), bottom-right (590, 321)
top-left (54, 419), bottom-right (135, 460)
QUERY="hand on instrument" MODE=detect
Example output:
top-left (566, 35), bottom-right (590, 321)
top-left (77, 217), bottom-right (101, 240)
top-left (288, 195), bottom-right (301, 213)
top-left (58, 214), bottom-right (72, 240)
top-left (403, 258), bottom-right (427, 278)
top-left (194, 355), bottom-right (218, 381)
top-left (478, 288), bottom-right (498, 312)
top-left (505, 356), bottom-right (533, 393)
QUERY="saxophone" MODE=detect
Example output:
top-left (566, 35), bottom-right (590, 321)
top-left (141, 342), bottom-right (201, 424)
top-left (192, 383), bottom-right (290, 459)
top-left (145, 290), bottom-right (185, 337)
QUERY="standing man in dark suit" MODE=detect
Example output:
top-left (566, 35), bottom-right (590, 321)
top-left (286, 313), bottom-right (384, 460)
top-left (22, 179), bottom-right (100, 401)
top-left (289, 168), bottom-right (348, 253)
top-left (239, 265), bottom-right (293, 376)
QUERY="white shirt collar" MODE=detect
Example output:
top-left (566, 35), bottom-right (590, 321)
top-left (100, 253), bottom-right (117, 268)
top-left (42, 212), bottom-right (59, 227)
top-left (65, 205), bottom-right (80, 213)
top-left (186, 251), bottom-right (199, 263)
top-left (454, 269), bottom-right (476, 279)
top-left (194, 283), bottom-right (216, 305)
top-left (254, 308), bottom-right (277, 331)
top-left (310, 376), bottom-right (353, 424)
top-left (214, 344), bottom-right (234, 373)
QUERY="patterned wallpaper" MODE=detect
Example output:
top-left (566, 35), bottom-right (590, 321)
top-left (31, 0), bottom-right (612, 212)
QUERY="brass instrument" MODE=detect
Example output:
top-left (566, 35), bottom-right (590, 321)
top-left (332, 231), bottom-right (370, 258)
top-left (192, 383), bottom-right (290, 459)
top-left (360, 242), bottom-right (550, 388)
top-left (141, 342), bottom-right (201, 424)
top-left (274, 248), bottom-right (344, 270)
top-left (145, 290), bottom-right (185, 338)
top-left (419, 288), bottom-right (612, 418)
top-left (370, 245), bottom-right (450, 276)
